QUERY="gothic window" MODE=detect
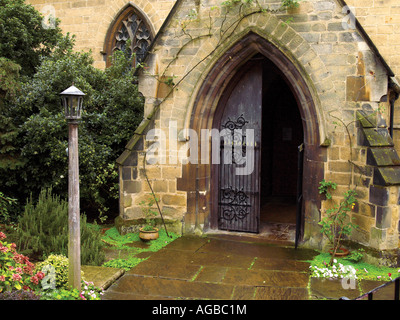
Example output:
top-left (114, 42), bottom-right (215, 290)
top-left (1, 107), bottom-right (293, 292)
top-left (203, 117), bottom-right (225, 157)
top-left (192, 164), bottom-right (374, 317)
top-left (104, 5), bottom-right (154, 67)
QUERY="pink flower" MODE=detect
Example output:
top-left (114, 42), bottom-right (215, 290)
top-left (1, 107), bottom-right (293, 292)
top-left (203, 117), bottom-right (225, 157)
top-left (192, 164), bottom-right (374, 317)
top-left (0, 232), bottom-right (6, 240)
top-left (0, 246), bottom-right (8, 253)
top-left (15, 267), bottom-right (22, 274)
top-left (0, 275), bottom-right (5, 281)
top-left (11, 273), bottom-right (21, 281)
top-left (388, 273), bottom-right (392, 277)
top-left (23, 266), bottom-right (33, 275)
top-left (30, 276), bottom-right (39, 285)
top-left (377, 276), bottom-right (381, 279)
top-left (36, 271), bottom-right (45, 281)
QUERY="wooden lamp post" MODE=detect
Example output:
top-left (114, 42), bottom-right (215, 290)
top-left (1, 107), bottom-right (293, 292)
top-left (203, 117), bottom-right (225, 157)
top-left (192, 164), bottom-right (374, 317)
top-left (60, 85), bottom-right (85, 290)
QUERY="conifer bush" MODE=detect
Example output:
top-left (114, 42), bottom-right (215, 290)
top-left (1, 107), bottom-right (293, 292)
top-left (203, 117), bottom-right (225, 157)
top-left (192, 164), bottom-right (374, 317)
top-left (15, 188), bottom-right (105, 265)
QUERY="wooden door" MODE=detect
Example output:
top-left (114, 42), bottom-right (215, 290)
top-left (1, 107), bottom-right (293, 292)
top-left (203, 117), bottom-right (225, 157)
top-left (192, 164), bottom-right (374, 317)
top-left (217, 63), bottom-right (262, 233)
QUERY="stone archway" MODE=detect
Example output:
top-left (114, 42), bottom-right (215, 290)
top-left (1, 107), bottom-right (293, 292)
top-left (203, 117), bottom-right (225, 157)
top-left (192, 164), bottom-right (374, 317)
top-left (178, 32), bottom-right (326, 243)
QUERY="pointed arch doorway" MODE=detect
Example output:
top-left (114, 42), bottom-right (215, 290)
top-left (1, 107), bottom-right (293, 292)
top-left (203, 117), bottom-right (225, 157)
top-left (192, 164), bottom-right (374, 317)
top-left (211, 53), bottom-right (304, 238)
top-left (182, 33), bottom-right (325, 245)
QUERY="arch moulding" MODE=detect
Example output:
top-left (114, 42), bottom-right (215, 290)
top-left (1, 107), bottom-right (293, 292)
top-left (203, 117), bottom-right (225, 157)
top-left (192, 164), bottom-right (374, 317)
top-left (178, 32), bottom-right (327, 238)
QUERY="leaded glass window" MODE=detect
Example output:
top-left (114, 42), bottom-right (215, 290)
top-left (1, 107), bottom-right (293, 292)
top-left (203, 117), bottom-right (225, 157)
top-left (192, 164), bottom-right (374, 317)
top-left (104, 6), bottom-right (153, 67)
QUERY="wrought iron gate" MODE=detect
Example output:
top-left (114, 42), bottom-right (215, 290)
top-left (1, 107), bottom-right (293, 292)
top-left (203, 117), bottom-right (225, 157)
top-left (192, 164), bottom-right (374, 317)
top-left (217, 63), bottom-right (262, 233)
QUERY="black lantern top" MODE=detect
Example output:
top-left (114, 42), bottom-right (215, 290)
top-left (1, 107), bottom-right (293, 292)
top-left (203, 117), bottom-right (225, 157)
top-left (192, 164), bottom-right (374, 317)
top-left (60, 85), bottom-right (85, 121)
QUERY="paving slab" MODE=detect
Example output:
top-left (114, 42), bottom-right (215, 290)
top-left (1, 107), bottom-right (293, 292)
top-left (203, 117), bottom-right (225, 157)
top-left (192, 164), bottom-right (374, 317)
top-left (254, 286), bottom-right (309, 300)
top-left (358, 280), bottom-right (398, 300)
top-left (103, 275), bottom-right (236, 300)
top-left (221, 267), bottom-right (310, 288)
top-left (309, 278), bottom-right (361, 300)
top-left (81, 265), bottom-right (125, 290)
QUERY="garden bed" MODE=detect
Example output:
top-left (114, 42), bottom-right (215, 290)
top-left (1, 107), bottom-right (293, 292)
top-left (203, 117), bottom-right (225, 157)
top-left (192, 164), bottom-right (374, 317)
top-left (309, 252), bottom-right (400, 282)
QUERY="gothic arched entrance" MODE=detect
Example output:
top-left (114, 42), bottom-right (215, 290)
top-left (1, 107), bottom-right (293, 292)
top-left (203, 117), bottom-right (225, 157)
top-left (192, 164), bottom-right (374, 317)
top-left (179, 33), bottom-right (326, 245)
top-left (211, 54), bottom-right (304, 236)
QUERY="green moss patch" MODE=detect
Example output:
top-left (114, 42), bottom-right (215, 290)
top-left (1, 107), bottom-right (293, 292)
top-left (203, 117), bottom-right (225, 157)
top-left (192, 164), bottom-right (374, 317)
top-left (101, 227), bottom-right (180, 270)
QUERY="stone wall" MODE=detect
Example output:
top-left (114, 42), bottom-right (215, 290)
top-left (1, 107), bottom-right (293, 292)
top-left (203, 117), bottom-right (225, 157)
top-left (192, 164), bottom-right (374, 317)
top-left (27, 0), bottom-right (176, 69)
top-left (26, 0), bottom-right (400, 252)
top-left (123, 0), bottom-right (400, 251)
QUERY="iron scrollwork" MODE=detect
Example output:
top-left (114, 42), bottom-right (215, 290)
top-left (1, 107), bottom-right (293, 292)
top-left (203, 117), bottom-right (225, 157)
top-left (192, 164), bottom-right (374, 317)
top-left (219, 187), bottom-right (251, 222)
top-left (221, 114), bottom-right (248, 164)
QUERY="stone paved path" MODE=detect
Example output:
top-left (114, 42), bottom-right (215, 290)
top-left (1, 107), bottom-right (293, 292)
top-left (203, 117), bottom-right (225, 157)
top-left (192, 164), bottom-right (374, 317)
top-left (101, 234), bottom-right (396, 300)
top-left (102, 234), bottom-right (319, 300)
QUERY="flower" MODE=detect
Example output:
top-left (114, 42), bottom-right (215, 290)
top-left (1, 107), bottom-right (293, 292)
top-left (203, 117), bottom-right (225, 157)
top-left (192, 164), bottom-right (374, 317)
top-left (11, 273), bottom-right (22, 282)
top-left (0, 276), bottom-right (5, 282)
top-left (0, 232), bottom-right (6, 240)
top-left (30, 276), bottom-right (39, 285)
top-left (23, 265), bottom-right (33, 275)
top-left (36, 271), bottom-right (45, 280)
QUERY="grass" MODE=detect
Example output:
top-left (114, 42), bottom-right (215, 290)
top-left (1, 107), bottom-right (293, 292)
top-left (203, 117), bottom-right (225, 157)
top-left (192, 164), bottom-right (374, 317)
top-left (309, 252), bottom-right (400, 282)
top-left (100, 227), bottom-right (180, 270)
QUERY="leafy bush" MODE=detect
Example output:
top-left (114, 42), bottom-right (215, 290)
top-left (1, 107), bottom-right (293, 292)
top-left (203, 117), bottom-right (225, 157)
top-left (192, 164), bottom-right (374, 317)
top-left (0, 232), bottom-right (44, 293)
top-left (40, 281), bottom-right (103, 300)
top-left (35, 254), bottom-right (85, 290)
top-left (15, 188), bottom-right (105, 265)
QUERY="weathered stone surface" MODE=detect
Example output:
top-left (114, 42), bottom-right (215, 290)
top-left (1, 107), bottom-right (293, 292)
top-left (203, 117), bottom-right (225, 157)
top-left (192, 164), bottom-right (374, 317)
top-left (81, 266), bottom-right (125, 290)
top-left (123, 180), bottom-right (142, 194)
top-left (309, 278), bottom-right (361, 300)
top-left (359, 128), bottom-right (394, 147)
top-left (255, 286), bottom-right (309, 300)
top-left (162, 194), bottom-right (186, 207)
top-left (367, 148), bottom-right (400, 167)
top-left (374, 167), bottom-right (400, 186)
top-left (369, 185), bottom-right (389, 206)
top-left (376, 206), bottom-right (392, 229)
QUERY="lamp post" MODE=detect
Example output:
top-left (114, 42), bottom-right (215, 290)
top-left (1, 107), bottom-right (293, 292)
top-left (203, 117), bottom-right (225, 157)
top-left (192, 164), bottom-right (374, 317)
top-left (60, 85), bottom-right (85, 290)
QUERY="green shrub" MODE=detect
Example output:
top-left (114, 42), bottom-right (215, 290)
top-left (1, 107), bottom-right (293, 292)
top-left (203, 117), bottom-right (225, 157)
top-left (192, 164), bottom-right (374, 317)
top-left (35, 254), bottom-right (85, 290)
top-left (15, 188), bottom-right (105, 265)
top-left (39, 281), bottom-right (103, 300)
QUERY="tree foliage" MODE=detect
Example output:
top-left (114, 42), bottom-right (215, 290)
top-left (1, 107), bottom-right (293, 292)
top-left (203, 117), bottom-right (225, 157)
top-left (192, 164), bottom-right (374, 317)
top-left (0, 0), bottom-right (63, 77)
top-left (0, 0), bottom-right (144, 221)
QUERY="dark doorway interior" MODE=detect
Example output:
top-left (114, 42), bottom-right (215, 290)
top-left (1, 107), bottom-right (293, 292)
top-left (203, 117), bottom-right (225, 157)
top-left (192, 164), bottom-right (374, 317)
top-left (260, 56), bottom-right (304, 230)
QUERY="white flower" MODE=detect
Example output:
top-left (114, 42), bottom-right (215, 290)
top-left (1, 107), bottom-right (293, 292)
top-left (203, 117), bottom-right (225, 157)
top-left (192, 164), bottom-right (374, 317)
top-left (333, 259), bottom-right (337, 264)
